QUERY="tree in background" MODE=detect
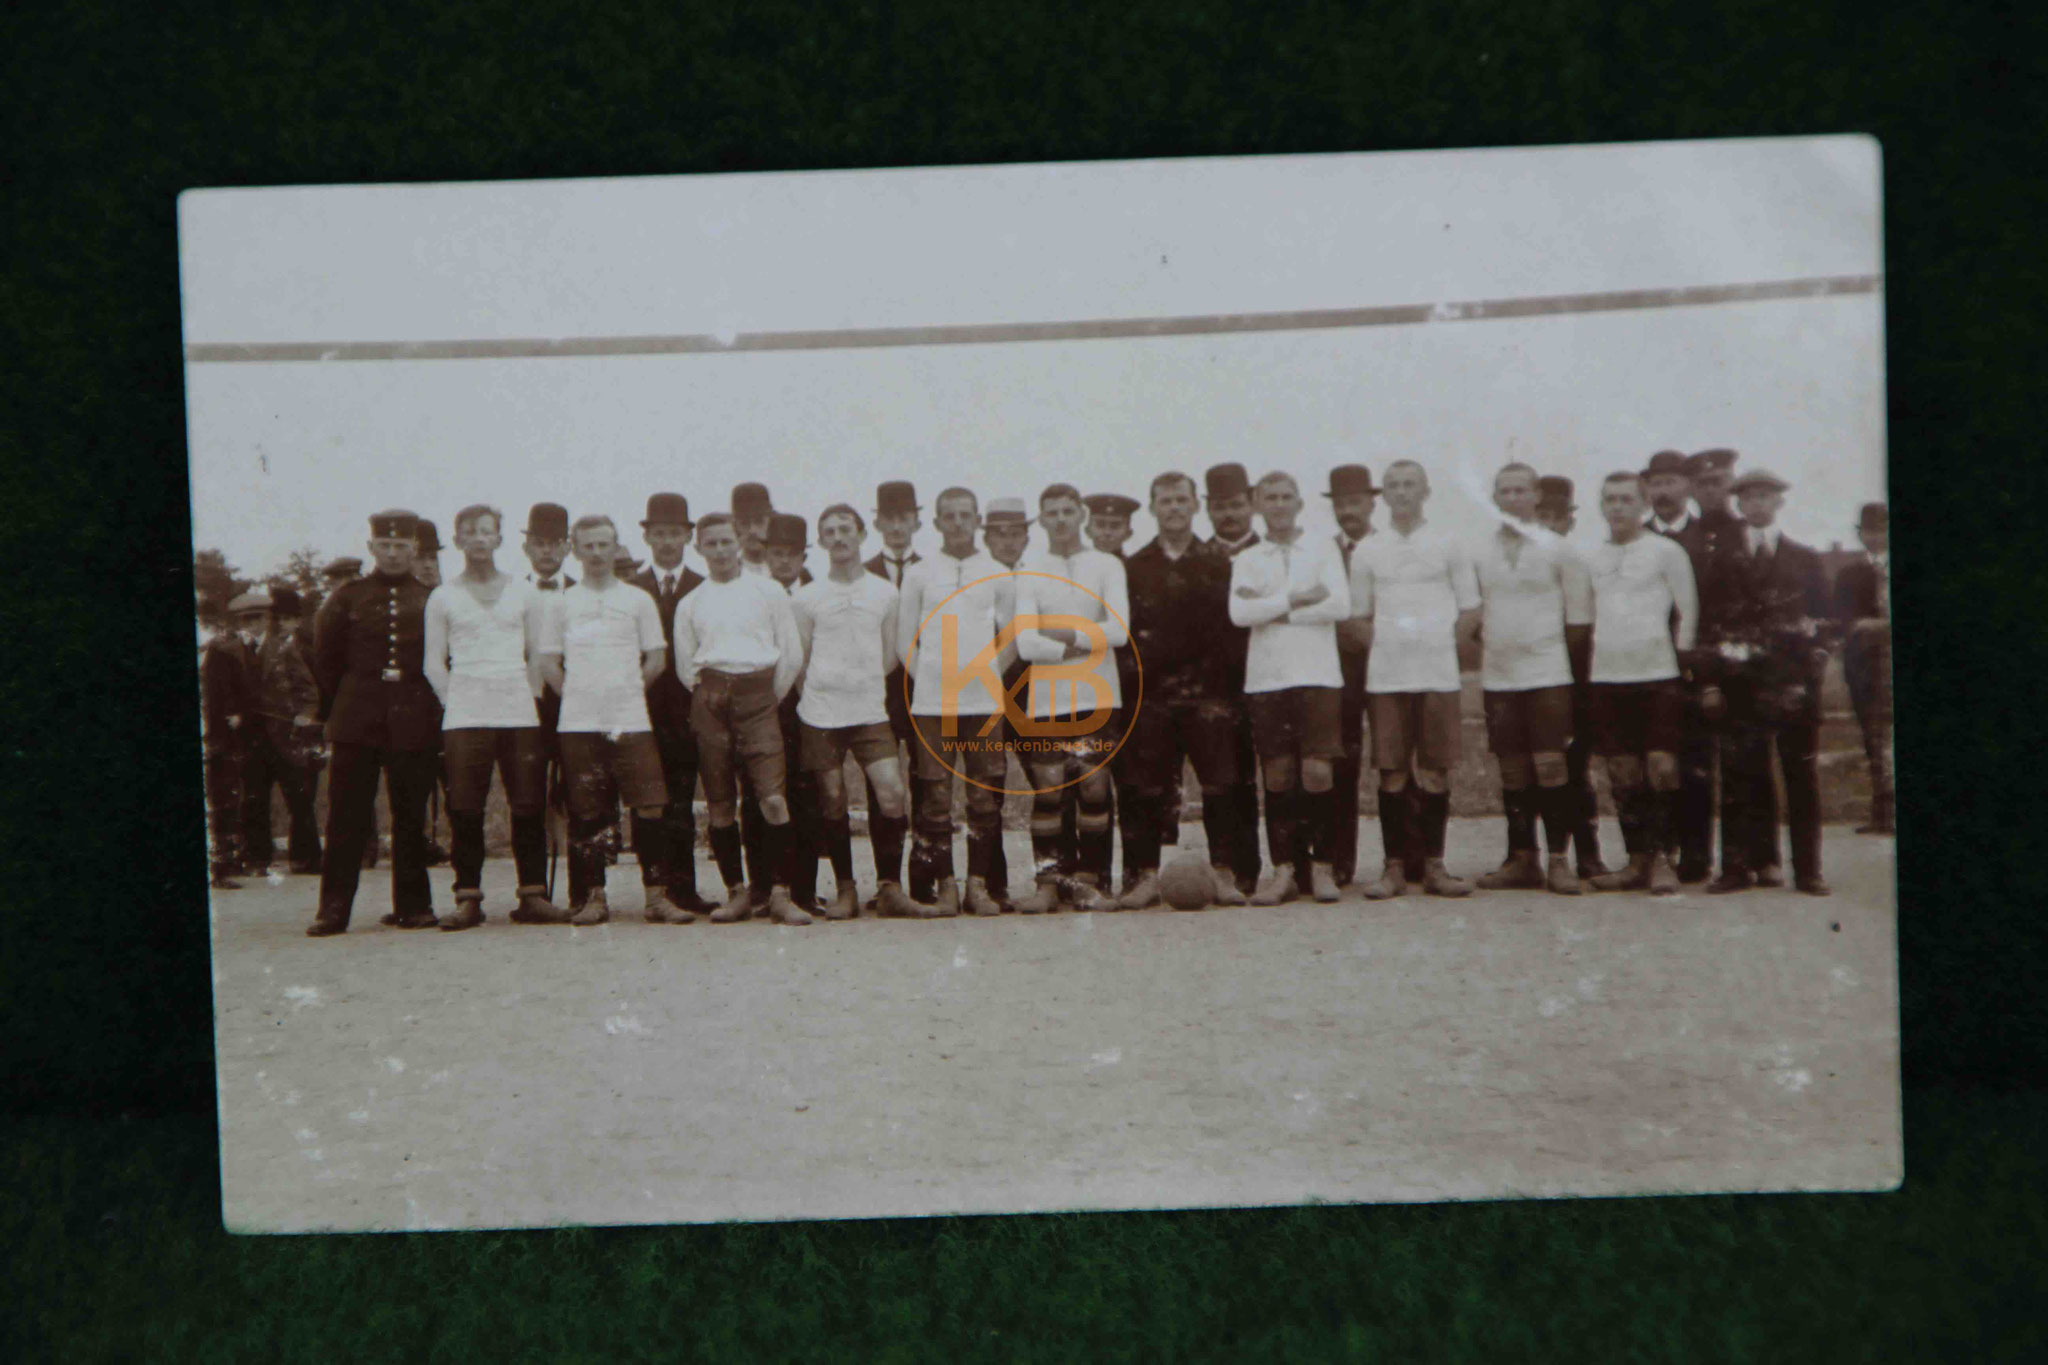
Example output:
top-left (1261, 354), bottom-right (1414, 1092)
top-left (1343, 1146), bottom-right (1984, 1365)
top-left (270, 546), bottom-right (328, 614)
top-left (193, 549), bottom-right (251, 629)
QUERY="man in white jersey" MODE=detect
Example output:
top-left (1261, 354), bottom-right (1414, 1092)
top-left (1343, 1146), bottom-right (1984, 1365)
top-left (1349, 460), bottom-right (1480, 900)
top-left (1325, 464), bottom-right (1378, 888)
top-left (1472, 464), bottom-right (1594, 896)
top-left (1534, 476), bottom-right (1611, 880)
top-left (792, 504), bottom-right (921, 919)
top-left (1012, 484), bottom-right (1131, 913)
top-left (979, 496), bottom-right (1032, 910)
top-left (1204, 462), bottom-right (1266, 892)
top-left (1228, 471), bottom-right (1353, 905)
top-left (537, 515), bottom-right (680, 925)
top-left (896, 488), bottom-right (1015, 917)
top-left (423, 503), bottom-right (566, 928)
top-left (673, 513), bottom-right (810, 925)
top-left (1584, 472), bottom-right (1699, 895)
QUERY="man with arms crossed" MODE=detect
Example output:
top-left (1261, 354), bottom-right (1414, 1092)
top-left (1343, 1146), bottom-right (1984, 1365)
top-left (1350, 461), bottom-right (1480, 900)
top-left (1229, 471), bottom-right (1353, 905)
top-left (1013, 484), bottom-right (1131, 913)
top-left (1584, 472), bottom-right (1699, 894)
top-left (792, 504), bottom-right (919, 919)
top-left (674, 513), bottom-right (811, 925)
top-left (628, 493), bottom-right (715, 914)
top-left (1121, 471), bottom-right (1249, 907)
top-left (897, 488), bottom-right (1013, 917)
top-left (1325, 464), bottom-right (1378, 887)
top-left (424, 504), bottom-right (565, 928)
top-left (538, 515), bottom-right (685, 926)
top-left (1472, 463), bottom-right (1594, 895)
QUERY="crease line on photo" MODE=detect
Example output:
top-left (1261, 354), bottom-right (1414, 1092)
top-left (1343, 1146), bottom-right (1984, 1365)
top-left (185, 274), bottom-right (1882, 364)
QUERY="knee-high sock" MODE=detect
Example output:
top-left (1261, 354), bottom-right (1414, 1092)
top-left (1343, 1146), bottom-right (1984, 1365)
top-left (1417, 789), bottom-right (1451, 859)
top-left (871, 811), bottom-right (906, 885)
top-left (823, 815), bottom-right (854, 883)
top-left (1377, 788), bottom-right (1409, 874)
top-left (1029, 791), bottom-right (1064, 880)
top-left (1645, 788), bottom-right (1674, 860)
top-left (1300, 788), bottom-right (1336, 864)
top-left (1125, 789), bottom-right (1163, 876)
top-left (1263, 787), bottom-right (1297, 873)
top-left (1534, 783), bottom-right (1573, 856)
top-left (1199, 790), bottom-right (1237, 871)
top-left (966, 808), bottom-right (1001, 882)
top-left (1614, 786), bottom-right (1645, 855)
top-left (449, 809), bottom-right (488, 891)
top-left (508, 808), bottom-right (548, 890)
top-left (763, 818), bottom-right (793, 890)
top-left (1077, 788), bottom-right (1113, 884)
top-left (631, 810), bottom-right (668, 888)
top-left (1502, 785), bottom-right (1536, 855)
top-left (1404, 786), bottom-right (1430, 874)
top-left (709, 822), bottom-right (745, 891)
top-left (1574, 771), bottom-right (1605, 868)
top-left (568, 812), bottom-right (610, 904)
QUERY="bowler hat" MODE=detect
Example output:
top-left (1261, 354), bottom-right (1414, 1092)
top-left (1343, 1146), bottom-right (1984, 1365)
top-left (766, 512), bottom-right (809, 549)
top-left (1083, 493), bottom-right (1140, 520)
top-left (524, 502), bottom-right (570, 539)
top-left (731, 482), bottom-right (773, 520)
top-left (1642, 450), bottom-right (1691, 479)
top-left (1856, 502), bottom-right (1888, 532)
top-left (1536, 476), bottom-right (1576, 510)
top-left (1204, 463), bottom-right (1251, 502)
top-left (369, 509), bottom-right (419, 539)
top-left (984, 497), bottom-right (1031, 526)
top-left (270, 587), bottom-right (305, 617)
top-left (1684, 448), bottom-right (1739, 479)
top-left (1730, 468), bottom-right (1790, 495)
top-left (641, 492), bottom-right (692, 528)
top-left (1323, 464), bottom-right (1378, 498)
top-left (413, 519), bottom-right (442, 553)
top-left (322, 556), bottom-right (363, 580)
top-left (876, 481), bottom-right (920, 516)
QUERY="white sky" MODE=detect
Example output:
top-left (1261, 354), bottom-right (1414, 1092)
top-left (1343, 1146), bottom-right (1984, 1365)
top-left (180, 137), bottom-right (1885, 575)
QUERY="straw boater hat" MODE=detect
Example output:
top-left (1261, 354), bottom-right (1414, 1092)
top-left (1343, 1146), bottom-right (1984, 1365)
top-left (983, 497), bottom-right (1032, 526)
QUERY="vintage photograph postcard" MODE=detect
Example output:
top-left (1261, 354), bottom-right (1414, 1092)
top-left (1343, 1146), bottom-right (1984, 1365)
top-left (182, 135), bottom-right (1897, 1232)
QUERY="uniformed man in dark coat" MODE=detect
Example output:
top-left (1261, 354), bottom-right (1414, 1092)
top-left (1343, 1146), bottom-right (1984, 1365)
top-left (1533, 476), bottom-right (1608, 878)
top-left (240, 587), bottom-right (325, 875)
top-left (864, 480), bottom-right (925, 902)
top-left (1204, 462), bottom-right (1264, 893)
top-left (1706, 470), bottom-right (1835, 896)
top-left (201, 594), bottom-right (259, 888)
top-left (307, 509), bottom-right (445, 935)
top-left (1833, 502), bottom-right (1892, 834)
top-left (628, 493), bottom-right (713, 911)
top-left (1685, 448), bottom-right (1747, 540)
top-left (411, 519), bottom-right (451, 867)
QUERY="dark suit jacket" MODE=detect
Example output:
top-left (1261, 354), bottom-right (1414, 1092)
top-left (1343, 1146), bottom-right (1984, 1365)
top-left (201, 634), bottom-right (254, 753)
top-left (251, 630), bottom-right (321, 749)
top-left (865, 553), bottom-right (919, 740)
top-left (629, 564), bottom-right (706, 726)
top-left (1832, 556), bottom-right (1890, 692)
top-left (1832, 557), bottom-right (1885, 624)
top-left (1714, 533), bottom-right (1834, 719)
top-left (864, 550), bottom-right (920, 590)
top-left (312, 572), bottom-right (442, 750)
top-left (1650, 513), bottom-right (1738, 649)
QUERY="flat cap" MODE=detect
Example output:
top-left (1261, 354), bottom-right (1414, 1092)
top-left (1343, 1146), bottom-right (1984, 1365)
top-left (1730, 467), bottom-right (1790, 495)
top-left (228, 589), bottom-right (272, 614)
top-left (270, 586), bottom-right (305, 617)
top-left (1083, 493), bottom-right (1140, 520)
top-left (322, 556), bottom-right (363, 579)
top-left (984, 497), bottom-right (1031, 526)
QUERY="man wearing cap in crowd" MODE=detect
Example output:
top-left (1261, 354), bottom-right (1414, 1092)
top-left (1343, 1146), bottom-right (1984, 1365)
top-left (315, 558), bottom-right (371, 866)
top-left (1085, 491), bottom-right (1157, 890)
top-left (410, 518), bottom-right (452, 867)
top-left (240, 587), bottom-right (325, 877)
top-left (732, 482), bottom-right (775, 577)
top-left (307, 510), bottom-right (444, 935)
top-left (1204, 461), bottom-right (1265, 893)
top-left (977, 495), bottom-right (1034, 909)
top-left (1685, 448), bottom-right (1745, 540)
top-left (1326, 464), bottom-right (1378, 888)
top-left (1707, 468), bottom-right (1834, 896)
top-left (763, 511), bottom-right (825, 910)
top-left (1534, 475), bottom-right (1610, 879)
top-left (1643, 449), bottom-right (1728, 884)
top-left (628, 493), bottom-right (715, 915)
top-left (865, 480), bottom-right (926, 902)
top-left (1833, 502), bottom-right (1893, 835)
top-left (201, 592), bottom-right (261, 888)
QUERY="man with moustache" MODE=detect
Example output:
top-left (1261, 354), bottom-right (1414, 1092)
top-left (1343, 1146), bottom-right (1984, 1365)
top-left (1833, 503), bottom-right (1893, 835)
top-left (1204, 461), bottom-right (1265, 893)
top-left (627, 493), bottom-right (715, 915)
top-left (732, 482), bottom-right (776, 577)
top-left (521, 502), bottom-right (575, 891)
top-left (306, 510), bottom-right (444, 935)
top-left (793, 503), bottom-right (918, 918)
top-left (1685, 448), bottom-right (1746, 540)
top-left (864, 480), bottom-right (927, 902)
top-left (896, 488), bottom-right (1014, 916)
top-left (1534, 476), bottom-right (1610, 879)
top-left (1120, 471), bottom-right (1249, 907)
top-left (1325, 464), bottom-right (1378, 887)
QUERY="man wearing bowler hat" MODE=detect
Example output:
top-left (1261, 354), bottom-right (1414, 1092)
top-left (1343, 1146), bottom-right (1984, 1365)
top-left (628, 493), bottom-right (715, 913)
top-left (521, 501), bottom-right (575, 891)
top-left (1708, 468), bottom-right (1834, 896)
top-left (1643, 449), bottom-right (1727, 883)
top-left (732, 482), bottom-right (776, 577)
top-left (865, 480), bottom-right (926, 901)
top-left (307, 509), bottom-right (444, 935)
top-left (1833, 502), bottom-right (1893, 835)
top-left (1535, 476), bottom-right (1610, 879)
top-left (1325, 464), bottom-right (1378, 887)
top-left (764, 512), bottom-right (825, 909)
top-left (1204, 462), bottom-right (1265, 893)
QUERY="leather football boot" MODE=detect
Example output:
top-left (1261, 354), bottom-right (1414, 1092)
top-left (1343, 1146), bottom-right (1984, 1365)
top-left (962, 877), bottom-right (1002, 917)
top-left (1476, 850), bottom-right (1544, 890)
top-left (1421, 859), bottom-right (1473, 898)
top-left (1209, 865), bottom-right (1248, 906)
top-left (569, 889), bottom-right (610, 926)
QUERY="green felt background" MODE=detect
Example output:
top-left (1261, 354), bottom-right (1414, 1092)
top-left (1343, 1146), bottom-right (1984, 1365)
top-left (3, 0), bottom-right (2044, 1356)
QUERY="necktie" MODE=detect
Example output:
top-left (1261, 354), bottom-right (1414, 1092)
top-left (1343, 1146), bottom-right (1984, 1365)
top-left (888, 556), bottom-right (905, 586)
top-left (538, 577), bottom-right (558, 591)
top-left (1339, 537), bottom-right (1354, 573)
top-left (662, 572), bottom-right (676, 598)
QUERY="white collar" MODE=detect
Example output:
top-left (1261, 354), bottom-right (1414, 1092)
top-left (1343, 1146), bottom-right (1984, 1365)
top-left (1650, 510), bottom-right (1692, 533)
top-left (1747, 524), bottom-right (1781, 552)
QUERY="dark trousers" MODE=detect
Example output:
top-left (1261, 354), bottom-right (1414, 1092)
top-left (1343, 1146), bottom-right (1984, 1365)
top-left (204, 742), bottom-right (243, 875)
top-left (1228, 706), bottom-right (1263, 890)
top-left (1563, 729), bottom-right (1603, 870)
top-left (1329, 647), bottom-right (1368, 883)
top-left (1846, 641), bottom-right (1894, 823)
top-left (1674, 686), bottom-right (1717, 879)
top-left (240, 730), bottom-right (323, 870)
top-left (1721, 677), bottom-right (1821, 881)
top-left (317, 742), bottom-right (438, 924)
top-left (648, 713), bottom-right (702, 899)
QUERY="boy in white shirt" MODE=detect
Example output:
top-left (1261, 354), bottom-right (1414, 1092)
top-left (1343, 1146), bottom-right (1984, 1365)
top-left (1472, 464), bottom-right (1595, 896)
top-left (1584, 472), bottom-right (1699, 895)
top-left (1348, 460), bottom-right (1481, 900)
top-left (1228, 471), bottom-right (1353, 905)
top-left (537, 515), bottom-right (679, 925)
top-left (673, 513), bottom-right (810, 925)
top-left (791, 504), bottom-right (918, 919)
top-left (1012, 484), bottom-right (1131, 913)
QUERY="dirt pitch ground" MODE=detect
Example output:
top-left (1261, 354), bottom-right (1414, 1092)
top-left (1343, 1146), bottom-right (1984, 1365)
top-left (212, 819), bottom-right (1899, 1233)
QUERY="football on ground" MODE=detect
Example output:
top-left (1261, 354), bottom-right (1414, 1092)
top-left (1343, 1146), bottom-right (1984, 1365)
top-left (1158, 852), bottom-right (1214, 910)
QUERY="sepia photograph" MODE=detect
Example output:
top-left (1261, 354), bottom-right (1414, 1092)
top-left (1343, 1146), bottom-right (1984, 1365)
top-left (181, 136), bottom-right (1897, 1233)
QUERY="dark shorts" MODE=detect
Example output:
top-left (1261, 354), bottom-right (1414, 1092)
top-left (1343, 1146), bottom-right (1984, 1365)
top-left (800, 719), bottom-right (899, 772)
top-left (1011, 706), bottom-right (1126, 771)
top-left (1123, 694), bottom-right (1239, 791)
top-left (1369, 690), bottom-right (1462, 772)
top-left (691, 667), bottom-right (788, 803)
top-left (443, 726), bottom-right (547, 812)
top-left (557, 729), bottom-right (669, 818)
top-left (1592, 679), bottom-right (1685, 757)
top-left (911, 711), bottom-right (1009, 825)
top-left (1247, 686), bottom-right (1344, 761)
top-left (1482, 684), bottom-right (1575, 758)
